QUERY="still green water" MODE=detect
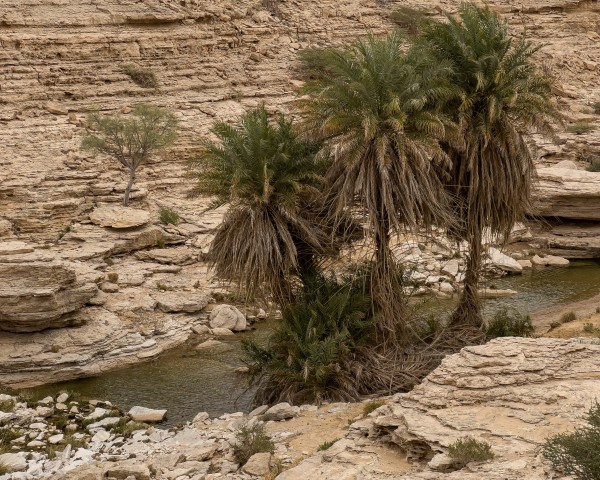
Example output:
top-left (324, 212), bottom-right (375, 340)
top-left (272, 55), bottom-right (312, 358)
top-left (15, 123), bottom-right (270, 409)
top-left (25, 261), bottom-right (600, 426)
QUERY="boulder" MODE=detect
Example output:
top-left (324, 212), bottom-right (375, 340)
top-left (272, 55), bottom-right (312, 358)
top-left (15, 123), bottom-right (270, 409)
top-left (0, 261), bottom-right (98, 332)
top-left (89, 206), bottom-right (150, 229)
top-left (0, 453), bottom-right (27, 472)
top-left (153, 291), bottom-right (210, 313)
top-left (440, 259), bottom-right (460, 278)
top-left (263, 402), bottom-right (300, 421)
top-left (128, 406), bottom-right (167, 423)
top-left (531, 254), bottom-right (570, 267)
top-left (486, 247), bottom-right (523, 273)
top-left (532, 167), bottom-right (600, 220)
top-left (209, 304), bottom-right (247, 331)
top-left (243, 452), bottom-right (272, 476)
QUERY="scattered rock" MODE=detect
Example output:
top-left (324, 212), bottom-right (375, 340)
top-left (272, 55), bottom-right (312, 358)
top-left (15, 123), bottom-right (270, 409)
top-left (263, 403), bottom-right (300, 421)
top-left (128, 406), bottom-right (167, 423)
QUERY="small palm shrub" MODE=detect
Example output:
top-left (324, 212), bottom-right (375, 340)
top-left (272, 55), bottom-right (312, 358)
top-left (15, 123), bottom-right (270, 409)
top-left (485, 308), bottom-right (534, 338)
top-left (159, 207), bottom-right (180, 225)
top-left (363, 400), bottom-right (385, 417)
top-left (542, 402), bottom-right (600, 480)
top-left (123, 65), bottom-right (159, 89)
top-left (242, 272), bottom-right (376, 405)
top-left (448, 437), bottom-right (494, 466)
top-left (317, 439), bottom-right (339, 451)
top-left (567, 123), bottom-right (597, 135)
top-left (560, 311), bottom-right (577, 323)
top-left (232, 423), bottom-right (274, 465)
top-left (391, 6), bottom-right (432, 35)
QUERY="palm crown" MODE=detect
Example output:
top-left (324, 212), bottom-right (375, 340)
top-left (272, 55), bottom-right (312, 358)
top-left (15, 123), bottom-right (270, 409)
top-left (189, 106), bottom-right (330, 302)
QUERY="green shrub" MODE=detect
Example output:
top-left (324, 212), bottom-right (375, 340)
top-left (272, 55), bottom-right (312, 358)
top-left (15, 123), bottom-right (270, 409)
top-left (232, 423), bottom-right (274, 465)
top-left (567, 123), bottom-right (597, 135)
top-left (448, 437), bottom-right (494, 466)
top-left (542, 402), bottom-right (600, 480)
top-left (109, 418), bottom-right (147, 438)
top-left (592, 102), bottom-right (600, 115)
top-left (317, 439), bottom-right (339, 451)
top-left (583, 323), bottom-right (596, 334)
top-left (363, 400), bottom-right (385, 417)
top-left (0, 428), bottom-right (20, 453)
top-left (0, 461), bottom-right (10, 475)
top-left (586, 157), bottom-right (600, 172)
top-left (122, 65), bottom-right (159, 89)
top-left (159, 207), bottom-right (180, 226)
top-left (560, 311), bottom-right (577, 323)
top-left (485, 308), bottom-right (534, 338)
top-left (242, 272), bottom-right (375, 405)
top-left (0, 399), bottom-right (15, 413)
top-left (107, 272), bottom-right (119, 283)
top-left (549, 321), bottom-right (562, 330)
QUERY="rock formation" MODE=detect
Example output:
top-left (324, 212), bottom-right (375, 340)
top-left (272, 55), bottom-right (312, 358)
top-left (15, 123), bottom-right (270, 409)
top-left (0, 337), bottom-right (596, 479)
top-left (0, 243), bottom-right (99, 332)
top-left (279, 337), bottom-right (600, 479)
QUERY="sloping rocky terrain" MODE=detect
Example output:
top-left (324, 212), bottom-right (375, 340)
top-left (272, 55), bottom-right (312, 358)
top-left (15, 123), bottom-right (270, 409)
top-left (0, 337), bottom-right (597, 479)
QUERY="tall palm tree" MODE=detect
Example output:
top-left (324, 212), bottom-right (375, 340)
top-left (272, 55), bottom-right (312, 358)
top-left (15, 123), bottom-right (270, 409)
top-left (420, 3), bottom-right (561, 328)
top-left (298, 32), bottom-right (454, 343)
top-left (188, 106), bottom-right (331, 304)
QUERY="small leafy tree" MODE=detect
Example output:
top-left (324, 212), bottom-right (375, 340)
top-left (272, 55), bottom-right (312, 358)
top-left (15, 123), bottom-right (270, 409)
top-left (82, 104), bottom-right (178, 206)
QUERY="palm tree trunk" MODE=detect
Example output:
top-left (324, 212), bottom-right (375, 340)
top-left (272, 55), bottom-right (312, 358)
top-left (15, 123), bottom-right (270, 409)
top-left (451, 230), bottom-right (484, 328)
top-left (372, 217), bottom-right (405, 346)
top-left (123, 169), bottom-right (136, 207)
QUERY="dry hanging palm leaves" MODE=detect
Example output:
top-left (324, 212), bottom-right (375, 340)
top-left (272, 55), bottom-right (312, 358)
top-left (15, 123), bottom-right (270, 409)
top-left (298, 31), bottom-right (456, 344)
top-left (419, 3), bottom-right (563, 328)
top-left (188, 106), bottom-right (347, 304)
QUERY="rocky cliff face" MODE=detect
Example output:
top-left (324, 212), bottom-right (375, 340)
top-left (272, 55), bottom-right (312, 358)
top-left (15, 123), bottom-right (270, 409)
top-left (0, 0), bottom-right (599, 241)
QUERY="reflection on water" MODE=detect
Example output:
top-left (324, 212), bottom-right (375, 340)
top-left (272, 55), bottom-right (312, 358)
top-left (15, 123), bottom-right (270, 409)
top-left (24, 261), bottom-right (600, 425)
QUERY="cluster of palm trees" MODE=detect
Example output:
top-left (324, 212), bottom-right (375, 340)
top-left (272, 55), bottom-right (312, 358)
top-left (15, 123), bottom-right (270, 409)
top-left (189, 4), bottom-right (560, 398)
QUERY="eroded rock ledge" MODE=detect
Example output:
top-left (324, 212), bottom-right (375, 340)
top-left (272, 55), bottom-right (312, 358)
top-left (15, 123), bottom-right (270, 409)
top-left (279, 337), bottom-right (600, 480)
top-left (0, 337), bottom-right (595, 480)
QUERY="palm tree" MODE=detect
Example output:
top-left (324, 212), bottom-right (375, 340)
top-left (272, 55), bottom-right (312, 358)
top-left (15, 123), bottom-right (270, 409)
top-left (298, 32), bottom-right (454, 343)
top-left (420, 3), bottom-right (561, 328)
top-left (188, 106), bottom-right (332, 303)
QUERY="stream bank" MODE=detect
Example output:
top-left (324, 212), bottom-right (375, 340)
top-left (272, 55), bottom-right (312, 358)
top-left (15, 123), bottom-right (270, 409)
top-left (17, 261), bottom-right (600, 426)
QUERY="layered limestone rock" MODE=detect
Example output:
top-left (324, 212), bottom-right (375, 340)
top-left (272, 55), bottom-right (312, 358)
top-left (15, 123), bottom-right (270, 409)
top-left (532, 167), bottom-right (600, 221)
top-left (2, 337), bottom-right (595, 480)
top-left (89, 205), bottom-right (150, 229)
top-left (279, 337), bottom-right (600, 480)
top-left (0, 249), bottom-right (99, 332)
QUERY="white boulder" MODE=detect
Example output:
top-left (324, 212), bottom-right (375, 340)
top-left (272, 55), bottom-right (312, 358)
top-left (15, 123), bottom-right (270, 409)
top-left (209, 304), bottom-right (247, 331)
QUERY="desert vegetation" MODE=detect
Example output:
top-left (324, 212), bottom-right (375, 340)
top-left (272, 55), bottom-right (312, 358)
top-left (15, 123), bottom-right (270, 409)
top-left (543, 402), bottom-right (600, 480)
top-left (82, 104), bottom-right (178, 206)
top-left (186, 2), bottom-right (561, 404)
